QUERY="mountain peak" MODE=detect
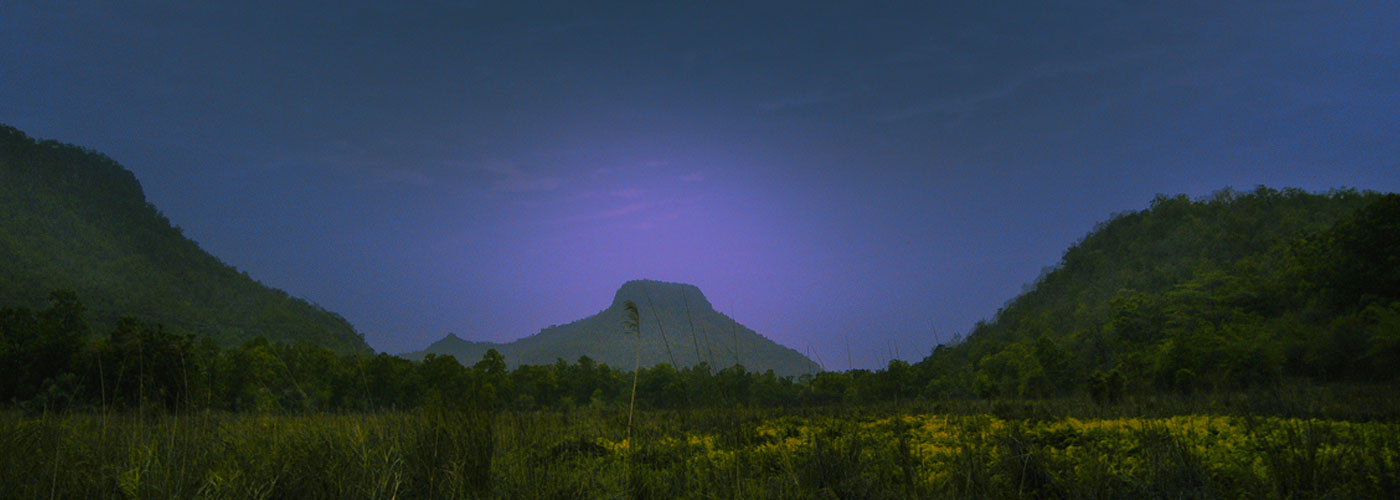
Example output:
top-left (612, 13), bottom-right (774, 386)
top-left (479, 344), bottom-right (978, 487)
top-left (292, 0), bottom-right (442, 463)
top-left (611, 279), bottom-right (712, 312)
top-left (411, 279), bottom-right (818, 375)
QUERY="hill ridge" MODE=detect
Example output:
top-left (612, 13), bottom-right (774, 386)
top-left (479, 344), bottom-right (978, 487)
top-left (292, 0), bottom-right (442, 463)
top-left (917, 187), bottom-right (1399, 398)
top-left (0, 124), bottom-right (369, 352)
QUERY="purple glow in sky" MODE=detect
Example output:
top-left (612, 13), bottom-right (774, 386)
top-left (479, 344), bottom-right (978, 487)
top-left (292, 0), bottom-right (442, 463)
top-left (3, 2), bottom-right (1397, 368)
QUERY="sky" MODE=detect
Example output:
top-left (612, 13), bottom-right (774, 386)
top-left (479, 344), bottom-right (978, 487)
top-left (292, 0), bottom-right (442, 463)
top-left (2, 1), bottom-right (1397, 369)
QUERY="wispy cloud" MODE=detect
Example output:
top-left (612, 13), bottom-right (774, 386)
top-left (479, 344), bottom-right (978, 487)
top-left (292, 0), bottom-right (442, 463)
top-left (875, 57), bottom-right (1046, 123)
top-left (564, 187), bottom-right (648, 202)
top-left (882, 43), bottom-right (953, 65)
top-left (365, 166), bottom-right (433, 187)
top-left (598, 202), bottom-right (651, 218)
top-left (270, 143), bottom-right (439, 188)
top-left (589, 160), bottom-right (668, 179)
top-left (875, 83), bottom-right (1015, 123)
top-left (473, 161), bottom-right (560, 193)
top-left (878, 48), bottom-right (1168, 123)
top-left (761, 89), bottom-right (835, 112)
top-left (631, 212), bottom-right (680, 230)
top-left (562, 201), bottom-right (654, 223)
top-left (608, 188), bottom-right (646, 199)
top-left (680, 171), bottom-right (706, 183)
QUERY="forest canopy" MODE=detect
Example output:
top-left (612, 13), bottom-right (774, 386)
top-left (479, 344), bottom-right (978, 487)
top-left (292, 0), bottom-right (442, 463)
top-left (916, 187), bottom-right (1400, 400)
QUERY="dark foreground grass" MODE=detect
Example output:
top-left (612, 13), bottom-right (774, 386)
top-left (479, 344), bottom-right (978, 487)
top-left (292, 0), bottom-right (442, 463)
top-left (0, 409), bottom-right (493, 499)
top-left (3, 391), bottom-right (1398, 499)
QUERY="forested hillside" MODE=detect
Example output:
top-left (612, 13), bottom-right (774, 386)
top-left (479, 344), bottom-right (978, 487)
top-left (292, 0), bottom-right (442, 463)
top-left (0, 125), bottom-right (367, 352)
top-left (916, 187), bottom-right (1400, 399)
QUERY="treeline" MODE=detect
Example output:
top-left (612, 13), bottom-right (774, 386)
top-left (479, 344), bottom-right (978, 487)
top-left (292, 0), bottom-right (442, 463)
top-left (5, 187), bottom-right (1397, 413)
top-left (2, 291), bottom-right (936, 412)
top-left (912, 187), bottom-right (1400, 401)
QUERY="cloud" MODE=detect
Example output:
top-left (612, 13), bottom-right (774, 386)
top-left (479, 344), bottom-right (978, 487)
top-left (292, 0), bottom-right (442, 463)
top-left (680, 171), bottom-right (706, 183)
top-left (877, 48), bottom-right (1168, 123)
top-left (589, 160), bottom-right (667, 179)
top-left (608, 188), bottom-right (646, 199)
top-left (474, 161), bottom-right (561, 193)
top-left (875, 76), bottom-right (1024, 123)
top-left (269, 143), bottom-right (439, 188)
top-left (631, 211), bottom-right (680, 230)
top-left (761, 89), bottom-right (835, 112)
top-left (596, 201), bottom-right (651, 218)
top-left (367, 166), bottom-right (434, 187)
top-left (563, 187), bottom-right (648, 202)
top-left (561, 201), bottom-right (654, 223)
top-left (882, 43), bottom-right (952, 65)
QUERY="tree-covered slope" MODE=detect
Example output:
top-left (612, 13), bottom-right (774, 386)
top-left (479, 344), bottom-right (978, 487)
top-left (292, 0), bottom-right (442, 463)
top-left (918, 187), bottom-right (1400, 398)
top-left (406, 280), bottom-right (821, 376)
top-left (0, 125), bottom-right (368, 352)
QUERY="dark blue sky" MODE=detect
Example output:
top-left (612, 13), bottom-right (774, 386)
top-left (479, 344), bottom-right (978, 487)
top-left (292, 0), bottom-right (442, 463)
top-left (3, 1), bottom-right (1397, 368)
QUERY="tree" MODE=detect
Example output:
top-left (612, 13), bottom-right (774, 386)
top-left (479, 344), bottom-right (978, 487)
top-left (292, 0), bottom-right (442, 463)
top-left (1301, 194), bottom-right (1400, 311)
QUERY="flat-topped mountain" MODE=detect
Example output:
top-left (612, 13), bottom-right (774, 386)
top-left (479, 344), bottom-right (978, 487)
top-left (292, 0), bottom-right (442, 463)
top-left (407, 280), bottom-right (820, 376)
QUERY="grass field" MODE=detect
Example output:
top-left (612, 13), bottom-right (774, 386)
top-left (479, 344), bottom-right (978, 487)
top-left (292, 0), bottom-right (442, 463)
top-left (3, 393), bottom-right (1398, 499)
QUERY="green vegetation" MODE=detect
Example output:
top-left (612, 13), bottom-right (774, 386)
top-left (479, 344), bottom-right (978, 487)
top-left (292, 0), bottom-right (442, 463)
top-left (5, 123), bottom-right (1400, 497)
top-left (0, 411), bottom-right (493, 499)
top-left (4, 403), bottom-right (1397, 499)
top-left (916, 187), bottom-right (1400, 399)
top-left (5, 182), bottom-right (1398, 416)
top-left (0, 125), bottom-right (367, 352)
top-left (0, 291), bottom-right (832, 413)
top-left (3, 285), bottom-right (1396, 498)
top-left (4, 289), bottom-right (1396, 418)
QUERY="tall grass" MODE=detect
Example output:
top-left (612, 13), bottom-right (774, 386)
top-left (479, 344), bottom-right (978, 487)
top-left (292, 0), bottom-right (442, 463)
top-left (0, 409), bottom-right (493, 499)
top-left (2, 398), bottom-right (1397, 499)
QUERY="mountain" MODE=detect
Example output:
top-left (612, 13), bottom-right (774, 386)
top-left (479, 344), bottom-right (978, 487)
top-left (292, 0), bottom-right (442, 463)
top-left (0, 125), bottom-right (369, 352)
top-left (407, 280), bottom-right (821, 376)
top-left (916, 187), bottom-right (1400, 398)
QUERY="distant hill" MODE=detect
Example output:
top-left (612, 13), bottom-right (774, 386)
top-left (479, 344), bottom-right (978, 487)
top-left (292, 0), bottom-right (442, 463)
top-left (406, 280), bottom-right (820, 376)
top-left (917, 187), bottom-right (1400, 398)
top-left (0, 124), bottom-right (369, 352)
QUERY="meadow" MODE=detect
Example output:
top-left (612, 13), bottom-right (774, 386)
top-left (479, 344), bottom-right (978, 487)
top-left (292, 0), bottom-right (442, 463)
top-left (3, 188), bottom-right (1399, 498)
top-left (4, 391), bottom-right (1398, 499)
